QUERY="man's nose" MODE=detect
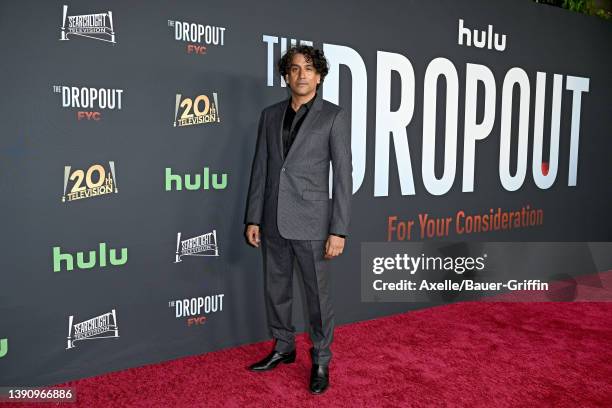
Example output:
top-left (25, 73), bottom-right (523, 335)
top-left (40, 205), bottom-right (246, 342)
top-left (299, 69), bottom-right (307, 79)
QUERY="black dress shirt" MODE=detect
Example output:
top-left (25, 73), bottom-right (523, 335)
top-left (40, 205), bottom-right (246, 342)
top-left (283, 93), bottom-right (316, 158)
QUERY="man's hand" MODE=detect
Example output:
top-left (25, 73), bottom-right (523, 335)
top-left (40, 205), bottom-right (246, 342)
top-left (324, 235), bottom-right (345, 259)
top-left (246, 225), bottom-right (261, 247)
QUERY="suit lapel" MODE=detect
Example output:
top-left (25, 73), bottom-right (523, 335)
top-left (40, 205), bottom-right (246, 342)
top-left (278, 97), bottom-right (290, 161)
top-left (283, 94), bottom-right (323, 164)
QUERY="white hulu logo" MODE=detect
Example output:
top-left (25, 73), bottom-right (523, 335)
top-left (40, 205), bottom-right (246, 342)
top-left (458, 19), bottom-right (506, 51)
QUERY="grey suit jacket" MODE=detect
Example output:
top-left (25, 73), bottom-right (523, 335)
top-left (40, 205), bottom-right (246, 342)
top-left (245, 93), bottom-right (352, 240)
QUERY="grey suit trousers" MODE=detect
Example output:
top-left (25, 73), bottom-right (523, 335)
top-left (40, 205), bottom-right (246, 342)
top-left (261, 232), bottom-right (335, 365)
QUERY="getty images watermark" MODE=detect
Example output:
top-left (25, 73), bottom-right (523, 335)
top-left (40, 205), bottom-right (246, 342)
top-left (361, 242), bottom-right (612, 303)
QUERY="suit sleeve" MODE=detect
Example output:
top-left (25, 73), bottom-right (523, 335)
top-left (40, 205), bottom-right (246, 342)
top-left (329, 107), bottom-right (352, 237)
top-left (245, 110), bottom-right (268, 225)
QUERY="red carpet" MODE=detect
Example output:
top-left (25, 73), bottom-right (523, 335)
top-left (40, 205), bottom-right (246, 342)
top-left (8, 273), bottom-right (612, 407)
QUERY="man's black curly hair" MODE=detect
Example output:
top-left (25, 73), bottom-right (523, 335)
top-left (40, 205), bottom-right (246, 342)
top-left (277, 45), bottom-right (329, 90)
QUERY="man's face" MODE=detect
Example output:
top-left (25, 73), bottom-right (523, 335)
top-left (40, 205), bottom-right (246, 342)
top-left (284, 53), bottom-right (321, 97)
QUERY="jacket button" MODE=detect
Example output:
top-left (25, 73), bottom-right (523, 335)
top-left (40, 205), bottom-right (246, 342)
top-left (281, 167), bottom-right (286, 172)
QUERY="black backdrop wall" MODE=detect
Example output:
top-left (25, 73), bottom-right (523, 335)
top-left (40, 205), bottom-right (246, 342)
top-left (1, 0), bottom-right (611, 386)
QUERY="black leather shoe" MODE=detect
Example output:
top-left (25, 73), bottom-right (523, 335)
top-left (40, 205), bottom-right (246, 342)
top-left (309, 364), bottom-right (329, 394)
top-left (248, 349), bottom-right (296, 371)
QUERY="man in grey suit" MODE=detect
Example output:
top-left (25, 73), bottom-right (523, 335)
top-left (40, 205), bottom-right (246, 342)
top-left (244, 45), bottom-right (352, 395)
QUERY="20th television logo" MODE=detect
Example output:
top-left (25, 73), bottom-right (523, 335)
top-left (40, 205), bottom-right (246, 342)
top-left (62, 162), bottom-right (118, 203)
top-left (174, 92), bottom-right (221, 127)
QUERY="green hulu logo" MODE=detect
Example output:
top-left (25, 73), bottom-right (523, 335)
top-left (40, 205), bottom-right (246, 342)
top-left (53, 243), bottom-right (128, 272)
top-left (165, 167), bottom-right (228, 191)
top-left (0, 338), bottom-right (7, 358)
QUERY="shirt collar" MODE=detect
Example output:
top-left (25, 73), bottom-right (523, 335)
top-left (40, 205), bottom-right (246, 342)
top-left (304, 92), bottom-right (317, 110)
top-left (288, 92), bottom-right (317, 112)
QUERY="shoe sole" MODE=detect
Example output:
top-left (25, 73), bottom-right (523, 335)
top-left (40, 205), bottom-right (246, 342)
top-left (309, 386), bottom-right (329, 395)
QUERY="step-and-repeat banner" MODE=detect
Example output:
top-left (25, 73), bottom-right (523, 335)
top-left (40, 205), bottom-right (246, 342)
top-left (1, 0), bottom-right (610, 385)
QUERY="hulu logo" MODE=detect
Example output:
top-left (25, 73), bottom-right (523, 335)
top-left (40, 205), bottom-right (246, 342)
top-left (165, 167), bottom-right (228, 191)
top-left (53, 243), bottom-right (128, 272)
top-left (0, 338), bottom-right (7, 358)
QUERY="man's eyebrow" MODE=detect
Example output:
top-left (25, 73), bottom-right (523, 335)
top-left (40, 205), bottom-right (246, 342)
top-left (290, 63), bottom-right (314, 68)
